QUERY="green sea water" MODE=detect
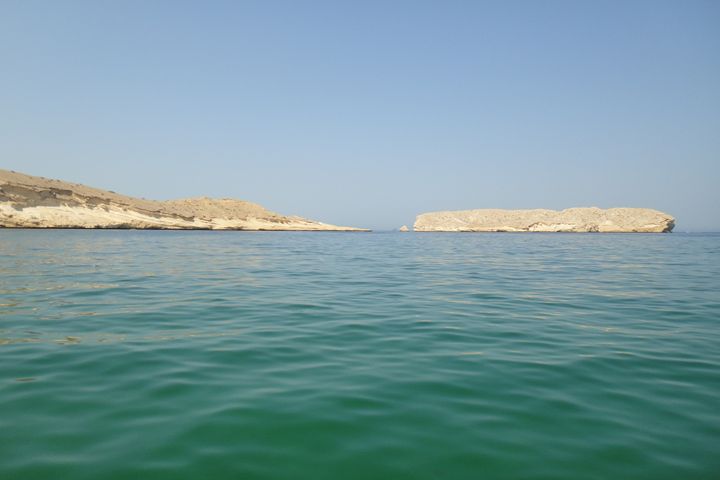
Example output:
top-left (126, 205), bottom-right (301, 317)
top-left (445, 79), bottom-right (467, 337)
top-left (1, 230), bottom-right (719, 479)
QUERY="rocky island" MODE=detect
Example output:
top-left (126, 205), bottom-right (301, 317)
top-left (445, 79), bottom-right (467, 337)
top-left (0, 169), bottom-right (366, 231)
top-left (414, 208), bottom-right (674, 233)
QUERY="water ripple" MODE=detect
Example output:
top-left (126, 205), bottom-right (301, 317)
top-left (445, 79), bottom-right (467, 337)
top-left (1, 231), bottom-right (719, 479)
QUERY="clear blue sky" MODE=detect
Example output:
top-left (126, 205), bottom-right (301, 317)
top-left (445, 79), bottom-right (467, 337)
top-left (1, 0), bottom-right (718, 230)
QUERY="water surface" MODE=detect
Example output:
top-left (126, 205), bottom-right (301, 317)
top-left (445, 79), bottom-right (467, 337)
top-left (1, 231), bottom-right (719, 479)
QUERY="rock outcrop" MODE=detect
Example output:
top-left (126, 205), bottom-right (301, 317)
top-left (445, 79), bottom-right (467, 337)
top-left (0, 169), bottom-right (367, 231)
top-left (399, 225), bottom-right (409, 232)
top-left (414, 208), bottom-right (674, 233)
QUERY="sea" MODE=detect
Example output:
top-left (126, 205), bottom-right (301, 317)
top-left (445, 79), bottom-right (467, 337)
top-left (1, 230), bottom-right (718, 479)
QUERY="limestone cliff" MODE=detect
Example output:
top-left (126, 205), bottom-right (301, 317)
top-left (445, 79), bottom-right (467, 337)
top-left (414, 208), bottom-right (674, 233)
top-left (0, 169), bottom-right (366, 231)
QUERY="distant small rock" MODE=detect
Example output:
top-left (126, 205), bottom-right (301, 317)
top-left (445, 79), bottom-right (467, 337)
top-left (399, 225), bottom-right (409, 232)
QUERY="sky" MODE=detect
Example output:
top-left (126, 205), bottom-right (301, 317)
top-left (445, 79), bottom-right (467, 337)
top-left (1, 0), bottom-right (718, 231)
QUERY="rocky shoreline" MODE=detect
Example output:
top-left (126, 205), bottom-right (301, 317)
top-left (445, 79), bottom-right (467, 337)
top-left (413, 208), bottom-right (674, 233)
top-left (1, 169), bottom-right (675, 233)
top-left (0, 169), bottom-right (367, 231)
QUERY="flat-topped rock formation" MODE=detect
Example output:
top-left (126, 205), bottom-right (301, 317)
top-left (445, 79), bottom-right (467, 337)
top-left (0, 169), bottom-right (366, 231)
top-left (414, 208), bottom-right (674, 233)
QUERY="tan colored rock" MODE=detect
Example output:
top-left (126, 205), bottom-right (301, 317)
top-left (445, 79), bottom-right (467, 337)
top-left (399, 225), bottom-right (409, 232)
top-left (414, 207), bottom-right (674, 233)
top-left (0, 169), bottom-right (367, 231)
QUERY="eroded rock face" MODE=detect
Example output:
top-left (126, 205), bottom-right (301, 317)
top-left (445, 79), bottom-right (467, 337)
top-left (0, 169), bottom-right (367, 231)
top-left (413, 208), bottom-right (674, 233)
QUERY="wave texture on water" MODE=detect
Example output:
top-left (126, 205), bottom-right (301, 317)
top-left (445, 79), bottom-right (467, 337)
top-left (1, 231), bottom-right (719, 479)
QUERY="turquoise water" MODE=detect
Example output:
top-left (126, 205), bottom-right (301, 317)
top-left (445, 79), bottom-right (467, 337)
top-left (1, 230), bottom-right (719, 479)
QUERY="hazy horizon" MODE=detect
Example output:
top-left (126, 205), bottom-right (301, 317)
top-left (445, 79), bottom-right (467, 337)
top-left (2, 1), bottom-right (718, 231)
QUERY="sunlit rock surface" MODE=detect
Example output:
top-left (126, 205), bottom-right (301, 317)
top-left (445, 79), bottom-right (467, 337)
top-left (0, 169), bottom-right (366, 231)
top-left (414, 208), bottom-right (674, 233)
